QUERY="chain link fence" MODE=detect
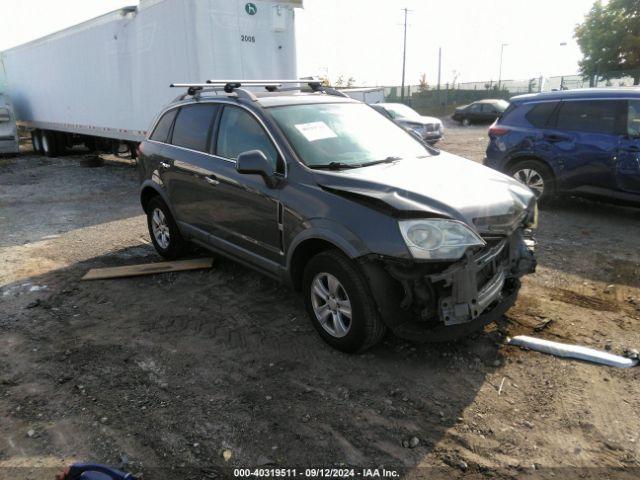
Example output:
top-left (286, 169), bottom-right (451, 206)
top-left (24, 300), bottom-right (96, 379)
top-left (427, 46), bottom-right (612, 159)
top-left (383, 69), bottom-right (640, 116)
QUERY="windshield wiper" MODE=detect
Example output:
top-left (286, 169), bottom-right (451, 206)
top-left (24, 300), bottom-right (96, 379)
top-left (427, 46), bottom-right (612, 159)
top-left (308, 162), bottom-right (360, 170)
top-left (358, 156), bottom-right (402, 167)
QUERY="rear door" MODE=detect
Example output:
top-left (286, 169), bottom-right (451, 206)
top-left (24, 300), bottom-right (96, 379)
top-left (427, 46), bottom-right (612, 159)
top-left (481, 103), bottom-right (499, 122)
top-left (616, 99), bottom-right (640, 194)
top-left (161, 103), bottom-right (221, 234)
top-left (546, 99), bottom-right (625, 190)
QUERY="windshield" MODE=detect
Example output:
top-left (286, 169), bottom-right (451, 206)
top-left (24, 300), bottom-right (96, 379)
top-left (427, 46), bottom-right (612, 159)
top-left (268, 103), bottom-right (429, 168)
top-left (381, 103), bottom-right (422, 119)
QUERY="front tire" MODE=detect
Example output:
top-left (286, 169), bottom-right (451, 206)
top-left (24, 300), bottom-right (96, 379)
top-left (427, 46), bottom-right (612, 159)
top-left (462, 117), bottom-right (471, 127)
top-left (508, 159), bottom-right (555, 205)
top-left (146, 196), bottom-right (188, 259)
top-left (302, 250), bottom-right (386, 353)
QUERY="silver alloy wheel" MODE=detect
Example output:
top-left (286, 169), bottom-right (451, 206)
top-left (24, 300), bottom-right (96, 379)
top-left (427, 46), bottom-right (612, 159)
top-left (151, 208), bottom-right (171, 249)
top-left (513, 168), bottom-right (545, 197)
top-left (462, 118), bottom-right (471, 126)
top-left (310, 272), bottom-right (352, 338)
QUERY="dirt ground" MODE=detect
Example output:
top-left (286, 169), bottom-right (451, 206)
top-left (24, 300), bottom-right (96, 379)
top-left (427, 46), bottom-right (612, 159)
top-left (1, 124), bottom-right (640, 480)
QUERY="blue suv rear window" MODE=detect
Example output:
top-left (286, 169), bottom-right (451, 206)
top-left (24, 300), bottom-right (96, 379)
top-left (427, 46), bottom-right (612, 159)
top-left (555, 100), bottom-right (622, 135)
top-left (524, 101), bottom-right (558, 128)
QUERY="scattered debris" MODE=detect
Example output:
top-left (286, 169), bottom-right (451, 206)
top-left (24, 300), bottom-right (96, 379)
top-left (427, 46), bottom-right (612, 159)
top-left (508, 335), bottom-right (639, 368)
top-left (604, 284), bottom-right (615, 294)
top-left (498, 377), bottom-right (506, 395)
top-left (82, 258), bottom-right (214, 280)
top-left (222, 449), bottom-right (233, 461)
top-left (623, 348), bottom-right (639, 360)
top-left (402, 436), bottom-right (420, 448)
top-left (25, 299), bottom-right (41, 309)
top-left (533, 318), bottom-right (553, 332)
top-left (26, 429), bottom-right (35, 437)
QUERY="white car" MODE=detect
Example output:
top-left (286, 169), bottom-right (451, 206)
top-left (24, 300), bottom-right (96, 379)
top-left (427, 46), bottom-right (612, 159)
top-left (371, 103), bottom-right (443, 144)
top-left (0, 94), bottom-right (19, 155)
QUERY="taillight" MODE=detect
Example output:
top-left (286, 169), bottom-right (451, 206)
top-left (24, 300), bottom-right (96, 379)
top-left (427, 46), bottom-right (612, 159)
top-left (488, 125), bottom-right (510, 137)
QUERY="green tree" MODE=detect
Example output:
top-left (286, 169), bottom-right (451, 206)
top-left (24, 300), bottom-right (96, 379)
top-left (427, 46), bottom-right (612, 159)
top-left (575, 0), bottom-right (640, 85)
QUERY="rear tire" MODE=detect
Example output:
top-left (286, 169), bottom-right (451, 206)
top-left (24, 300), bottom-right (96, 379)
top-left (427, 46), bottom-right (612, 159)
top-left (508, 159), bottom-right (555, 205)
top-left (31, 131), bottom-right (43, 154)
top-left (41, 130), bottom-right (56, 157)
top-left (302, 250), bottom-right (386, 353)
top-left (146, 196), bottom-right (188, 259)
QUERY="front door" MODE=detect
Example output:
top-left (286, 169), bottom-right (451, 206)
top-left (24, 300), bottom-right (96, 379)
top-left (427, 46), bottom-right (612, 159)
top-left (203, 105), bottom-right (283, 264)
top-left (616, 100), bottom-right (640, 194)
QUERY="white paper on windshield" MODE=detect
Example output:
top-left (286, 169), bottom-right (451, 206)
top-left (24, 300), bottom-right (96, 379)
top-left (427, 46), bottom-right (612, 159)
top-left (294, 121), bottom-right (337, 142)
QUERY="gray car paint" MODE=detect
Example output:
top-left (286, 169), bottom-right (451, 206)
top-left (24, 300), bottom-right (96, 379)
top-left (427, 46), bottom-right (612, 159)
top-left (138, 92), bottom-right (536, 340)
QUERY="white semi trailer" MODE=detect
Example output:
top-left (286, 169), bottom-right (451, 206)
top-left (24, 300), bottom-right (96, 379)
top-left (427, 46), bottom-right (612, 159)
top-left (0, 0), bottom-right (301, 156)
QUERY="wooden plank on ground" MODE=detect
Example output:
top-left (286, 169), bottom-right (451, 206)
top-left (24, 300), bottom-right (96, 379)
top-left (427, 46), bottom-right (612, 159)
top-left (81, 258), bottom-right (214, 281)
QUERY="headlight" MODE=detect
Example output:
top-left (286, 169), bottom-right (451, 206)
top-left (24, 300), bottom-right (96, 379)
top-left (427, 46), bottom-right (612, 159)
top-left (399, 219), bottom-right (486, 260)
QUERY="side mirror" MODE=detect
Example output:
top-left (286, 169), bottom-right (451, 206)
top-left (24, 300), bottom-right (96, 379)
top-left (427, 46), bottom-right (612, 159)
top-left (236, 150), bottom-right (277, 187)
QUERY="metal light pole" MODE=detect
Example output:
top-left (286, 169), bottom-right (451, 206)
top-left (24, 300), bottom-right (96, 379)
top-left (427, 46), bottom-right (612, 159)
top-left (400, 7), bottom-right (409, 103)
top-left (559, 42), bottom-right (567, 90)
top-left (497, 43), bottom-right (508, 91)
top-left (437, 46), bottom-right (442, 92)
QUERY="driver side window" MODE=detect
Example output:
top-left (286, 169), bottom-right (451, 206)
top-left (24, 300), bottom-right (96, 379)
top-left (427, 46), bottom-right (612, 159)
top-left (216, 106), bottom-right (279, 171)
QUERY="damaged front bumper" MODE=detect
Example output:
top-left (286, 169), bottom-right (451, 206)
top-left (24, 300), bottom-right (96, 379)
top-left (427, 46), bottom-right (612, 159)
top-left (361, 229), bottom-right (536, 342)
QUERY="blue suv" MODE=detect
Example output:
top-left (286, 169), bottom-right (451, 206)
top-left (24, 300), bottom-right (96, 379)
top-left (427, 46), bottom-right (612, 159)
top-left (485, 88), bottom-right (640, 205)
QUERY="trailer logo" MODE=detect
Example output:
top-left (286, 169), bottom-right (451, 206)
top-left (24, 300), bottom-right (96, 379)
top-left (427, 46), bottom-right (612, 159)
top-left (245, 3), bottom-right (257, 15)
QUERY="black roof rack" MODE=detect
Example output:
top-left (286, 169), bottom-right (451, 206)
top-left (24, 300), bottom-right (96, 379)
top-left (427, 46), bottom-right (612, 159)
top-left (170, 79), bottom-right (347, 101)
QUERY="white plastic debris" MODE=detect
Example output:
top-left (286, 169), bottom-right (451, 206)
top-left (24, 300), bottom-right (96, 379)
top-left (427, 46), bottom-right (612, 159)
top-left (508, 335), bottom-right (639, 368)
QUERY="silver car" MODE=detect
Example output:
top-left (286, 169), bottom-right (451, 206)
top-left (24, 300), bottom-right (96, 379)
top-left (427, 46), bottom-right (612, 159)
top-left (371, 103), bottom-right (444, 144)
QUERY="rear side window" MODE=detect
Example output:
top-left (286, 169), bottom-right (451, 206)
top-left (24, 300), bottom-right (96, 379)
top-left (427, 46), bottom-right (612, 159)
top-left (628, 100), bottom-right (640, 137)
top-left (171, 104), bottom-right (219, 152)
top-left (150, 109), bottom-right (177, 142)
top-left (524, 102), bottom-right (558, 128)
top-left (216, 106), bottom-right (279, 169)
top-left (555, 100), bottom-right (623, 135)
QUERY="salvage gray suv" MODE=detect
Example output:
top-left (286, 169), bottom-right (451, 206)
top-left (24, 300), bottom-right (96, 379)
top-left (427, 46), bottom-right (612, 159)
top-left (138, 80), bottom-right (537, 352)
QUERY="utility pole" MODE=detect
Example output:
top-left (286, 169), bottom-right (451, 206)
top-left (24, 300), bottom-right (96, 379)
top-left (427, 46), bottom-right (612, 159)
top-left (437, 46), bottom-right (442, 91)
top-left (497, 43), bottom-right (508, 91)
top-left (400, 7), bottom-right (409, 103)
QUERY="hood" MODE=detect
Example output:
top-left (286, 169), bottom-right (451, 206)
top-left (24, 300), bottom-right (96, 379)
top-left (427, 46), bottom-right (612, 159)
top-left (314, 152), bottom-right (535, 234)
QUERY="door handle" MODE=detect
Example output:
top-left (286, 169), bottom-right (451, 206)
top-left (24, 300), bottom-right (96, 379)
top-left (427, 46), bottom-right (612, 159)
top-left (205, 175), bottom-right (220, 186)
top-left (543, 134), bottom-right (570, 143)
top-left (160, 161), bottom-right (171, 169)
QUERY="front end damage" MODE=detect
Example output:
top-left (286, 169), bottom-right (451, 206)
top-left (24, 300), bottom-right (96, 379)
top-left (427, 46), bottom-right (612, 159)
top-left (360, 228), bottom-right (536, 342)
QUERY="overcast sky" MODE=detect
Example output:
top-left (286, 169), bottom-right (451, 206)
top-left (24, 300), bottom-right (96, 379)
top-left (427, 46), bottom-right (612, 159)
top-left (0, 0), bottom-right (595, 86)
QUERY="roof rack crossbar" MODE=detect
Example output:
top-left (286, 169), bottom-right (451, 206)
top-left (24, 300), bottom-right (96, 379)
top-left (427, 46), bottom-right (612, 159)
top-left (170, 78), bottom-right (347, 99)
